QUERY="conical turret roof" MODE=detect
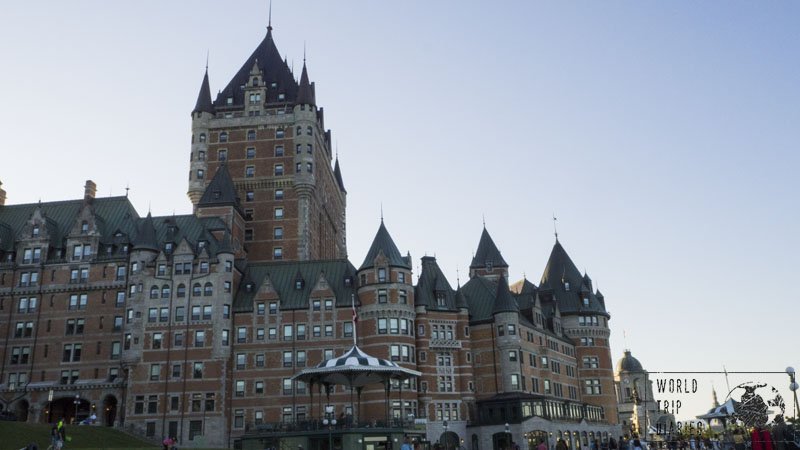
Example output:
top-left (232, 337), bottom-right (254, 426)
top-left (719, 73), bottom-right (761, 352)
top-left (133, 213), bottom-right (159, 252)
top-left (493, 275), bottom-right (519, 314)
top-left (198, 164), bottom-right (240, 209)
top-left (360, 220), bottom-right (410, 270)
top-left (470, 227), bottom-right (508, 269)
top-left (193, 69), bottom-right (214, 114)
top-left (333, 157), bottom-right (346, 193)
top-left (295, 62), bottom-right (315, 106)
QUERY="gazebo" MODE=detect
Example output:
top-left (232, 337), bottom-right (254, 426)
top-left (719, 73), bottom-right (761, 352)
top-left (293, 344), bottom-right (421, 427)
top-left (241, 325), bottom-right (425, 450)
top-left (697, 399), bottom-right (738, 428)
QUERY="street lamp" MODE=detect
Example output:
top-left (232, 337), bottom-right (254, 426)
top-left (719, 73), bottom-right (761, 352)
top-left (443, 420), bottom-right (449, 450)
top-left (322, 405), bottom-right (337, 450)
top-left (787, 366), bottom-right (799, 423)
top-left (73, 394), bottom-right (81, 424)
top-left (505, 423), bottom-right (511, 450)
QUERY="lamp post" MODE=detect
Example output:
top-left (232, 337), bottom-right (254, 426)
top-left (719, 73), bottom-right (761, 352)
top-left (505, 423), bottom-right (511, 450)
top-left (443, 420), bottom-right (449, 450)
top-left (323, 404), bottom-right (337, 450)
top-left (73, 394), bottom-right (81, 423)
top-left (787, 366), bottom-right (799, 423)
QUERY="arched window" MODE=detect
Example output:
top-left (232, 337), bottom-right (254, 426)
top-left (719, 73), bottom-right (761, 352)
top-left (306, 126), bottom-right (312, 136)
top-left (161, 285), bottom-right (170, 299)
top-left (81, 221), bottom-right (89, 234)
top-left (198, 151), bottom-right (205, 161)
top-left (177, 284), bottom-right (186, 298)
top-left (199, 133), bottom-right (206, 143)
top-left (149, 286), bottom-right (159, 299)
top-left (296, 144), bottom-right (302, 154)
top-left (219, 132), bottom-right (228, 143)
top-left (252, 77), bottom-right (259, 86)
top-left (218, 149), bottom-right (227, 161)
top-left (296, 126), bottom-right (302, 136)
top-left (204, 282), bottom-right (213, 296)
top-left (306, 162), bottom-right (313, 173)
top-left (193, 283), bottom-right (202, 297)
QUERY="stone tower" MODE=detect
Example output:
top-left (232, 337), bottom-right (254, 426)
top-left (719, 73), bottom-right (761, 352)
top-left (187, 24), bottom-right (346, 263)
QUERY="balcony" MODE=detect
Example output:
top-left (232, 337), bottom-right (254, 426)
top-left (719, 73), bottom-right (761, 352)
top-left (429, 338), bottom-right (462, 349)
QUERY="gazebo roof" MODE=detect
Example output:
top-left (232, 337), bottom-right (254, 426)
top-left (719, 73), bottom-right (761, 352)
top-left (292, 345), bottom-right (421, 387)
top-left (697, 398), bottom-right (737, 420)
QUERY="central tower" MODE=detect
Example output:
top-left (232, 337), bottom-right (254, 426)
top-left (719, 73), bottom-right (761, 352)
top-left (188, 24), bottom-right (347, 262)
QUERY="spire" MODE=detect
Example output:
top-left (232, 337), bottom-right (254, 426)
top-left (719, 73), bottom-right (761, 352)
top-left (197, 164), bottom-right (240, 209)
top-left (493, 274), bottom-right (519, 315)
top-left (296, 60), bottom-right (315, 106)
top-left (333, 157), bottom-right (346, 193)
top-left (193, 68), bottom-right (214, 114)
top-left (540, 240), bottom-right (581, 287)
top-left (267, 0), bottom-right (273, 33)
top-left (469, 227), bottom-right (508, 269)
top-left (360, 220), bottom-right (410, 270)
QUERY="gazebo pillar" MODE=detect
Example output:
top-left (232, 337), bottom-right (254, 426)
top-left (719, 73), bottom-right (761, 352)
top-left (309, 380), bottom-right (314, 423)
top-left (357, 386), bottom-right (363, 427)
top-left (385, 380), bottom-right (392, 425)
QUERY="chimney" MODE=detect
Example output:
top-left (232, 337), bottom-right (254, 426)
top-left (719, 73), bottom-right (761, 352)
top-left (0, 180), bottom-right (6, 206)
top-left (84, 180), bottom-right (97, 202)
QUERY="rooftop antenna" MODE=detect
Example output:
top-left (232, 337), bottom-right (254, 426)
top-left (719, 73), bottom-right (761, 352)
top-left (125, 184), bottom-right (129, 198)
top-left (482, 213), bottom-right (486, 228)
top-left (267, 0), bottom-right (273, 31)
top-left (553, 213), bottom-right (558, 240)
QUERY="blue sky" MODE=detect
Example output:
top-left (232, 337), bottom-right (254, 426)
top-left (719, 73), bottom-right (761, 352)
top-left (1, 1), bottom-right (798, 420)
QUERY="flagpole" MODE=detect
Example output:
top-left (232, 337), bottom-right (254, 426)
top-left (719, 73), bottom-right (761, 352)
top-left (353, 294), bottom-right (358, 346)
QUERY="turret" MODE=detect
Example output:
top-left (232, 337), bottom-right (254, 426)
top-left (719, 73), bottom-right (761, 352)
top-left (188, 68), bottom-right (214, 205)
top-left (469, 226), bottom-right (509, 280)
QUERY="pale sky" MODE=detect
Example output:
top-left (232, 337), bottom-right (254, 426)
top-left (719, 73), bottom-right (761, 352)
top-left (1, 1), bottom-right (798, 421)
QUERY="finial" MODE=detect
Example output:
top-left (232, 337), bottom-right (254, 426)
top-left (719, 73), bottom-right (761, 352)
top-left (552, 213), bottom-right (558, 240)
top-left (267, 0), bottom-right (273, 31)
top-left (125, 184), bottom-right (129, 198)
top-left (335, 141), bottom-right (339, 159)
top-left (205, 50), bottom-right (209, 71)
top-left (303, 41), bottom-right (306, 64)
top-left (380, 203), bottom-right (384, 222)
top-left (456, 267), bottom-right (460, 286)
top-left (623, 329), bottom-right (628, 350)
top-left (482, 213), bottom-right (485, 228)
top-left (148, 202), bottom-right (151, 215)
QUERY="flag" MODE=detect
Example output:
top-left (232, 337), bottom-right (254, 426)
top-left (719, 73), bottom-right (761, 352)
top-left (351, 294), bottom-right (358, 324)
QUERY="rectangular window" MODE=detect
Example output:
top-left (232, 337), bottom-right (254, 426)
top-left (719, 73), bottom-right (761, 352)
top-left (274, 164), bottom-right (283, 176)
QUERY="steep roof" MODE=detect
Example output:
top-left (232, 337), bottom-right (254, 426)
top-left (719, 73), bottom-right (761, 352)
top-left (470, 227), bottom-right (508, 268)
top-left (359, 220), bottom-right (410, 270)
top-left (234, 259), bottom-right (357, 312)
top-left (295, 62), bottom-right (315, 106)
top-left (214, 29), bottom-right (298, 107)
top-left (493, 275), bottom-right (519, 314)
top-left (538, 240), bottom-right (607, 316)
top-left (415, 256), bottom-right (457, 310)
top-left (0, 196), bottom-right (139, 252)
top-left (333, 157), bottom-right (346, 193)
top-left (132, 213), bottom-right (159, 251)
top-left (192, 69), bottom-right (214, 114)
top-left (197, 164), bottom-right (240, 209)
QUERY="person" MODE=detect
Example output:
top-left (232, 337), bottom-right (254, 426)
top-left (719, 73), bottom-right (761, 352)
top-left (558, 439), bottom-right (569, 450)
top-left (621, 437), bottom-right (630, 450)
top-left (633, 439), bottom-right (643, 450)
top-left (171, 437), bottom-right (179, 450)
top-left (401, 436), bottom-right (413, 450)
top-left (162, 436), bottom-right (171, 450)
top-left (57, 418), bottom-right (66, 443)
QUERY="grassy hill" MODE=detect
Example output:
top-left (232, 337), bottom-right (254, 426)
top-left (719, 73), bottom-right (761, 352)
top-left (0, 422), bottom-right (156, 450)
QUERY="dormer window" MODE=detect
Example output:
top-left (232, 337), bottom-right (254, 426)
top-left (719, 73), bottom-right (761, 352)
top-left (583, 297), bottom-right (589, 307)
top-left (564, 281), bottom-right (570, 291)
top-left (485, 261), bottom-right (493, 272)
top-left (278, 93), bottom-right (285, 101)
top-left (165, 243), bottom-right (173, 252)
top-left (271, 82), bottom-right (277, 88)
top-left (252, 77), bottom-right (259, 86)
top-left (226, 97), bottom-right (233, 105)
top-left (295, 279), bottom-right (304, 290)
top-left (436, 292), bottom-right (446, 308)
top-left (32, 226), bottom-right (40, 238)
top-left (198, 241), bottom-right (206, 251)
top-left (344, 276), bottom-right (352, 287)
top-left (81, 221), bottom-right (89, 234)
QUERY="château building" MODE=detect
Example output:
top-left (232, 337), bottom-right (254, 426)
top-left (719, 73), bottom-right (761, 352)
top-left (0, 20), bottom-right (620, 450)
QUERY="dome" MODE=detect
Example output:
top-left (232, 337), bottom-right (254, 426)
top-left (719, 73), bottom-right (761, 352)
top-left (616, 350), bottom-right (644, 373)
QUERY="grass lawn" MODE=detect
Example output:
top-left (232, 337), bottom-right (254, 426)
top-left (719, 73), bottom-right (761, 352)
top-left (0, 421), bottom-right (156, 450)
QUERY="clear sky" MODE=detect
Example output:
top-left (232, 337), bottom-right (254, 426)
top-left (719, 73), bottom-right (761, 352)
top-left (1, 1), bottom-right (798, 421)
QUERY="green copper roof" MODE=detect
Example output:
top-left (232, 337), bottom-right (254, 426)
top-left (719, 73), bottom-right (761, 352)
top-left (414, 256), bottom-right (457, 310)
top-left (492, 275), bottom-right (519, 315)
top-left (538, 240), bottom-right (607, 316)
top-left (234, 259), bottom-right (357, 312)
top-left (470, 227), bottom-right (508, 269)
top-left (198, 164), bottom-right (241, 210)
top-left (359, 220), bottom-right (410, 270)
